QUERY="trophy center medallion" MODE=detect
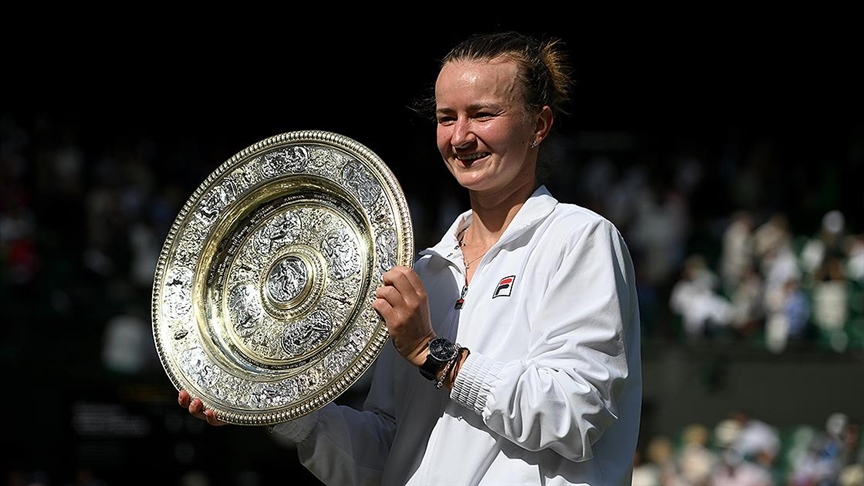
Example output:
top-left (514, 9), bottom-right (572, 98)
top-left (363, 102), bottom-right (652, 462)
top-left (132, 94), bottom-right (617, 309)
top-left (266, 255), bottom-right (310, 307)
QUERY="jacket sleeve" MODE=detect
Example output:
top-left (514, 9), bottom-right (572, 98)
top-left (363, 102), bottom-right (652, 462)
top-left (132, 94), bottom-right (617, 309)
top-left (451, 218), bottom-right (641, 462)
top-left (273, 339), bottom-right (398, 486)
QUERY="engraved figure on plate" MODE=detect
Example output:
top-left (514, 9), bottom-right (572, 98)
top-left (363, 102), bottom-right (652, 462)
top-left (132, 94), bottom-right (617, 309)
top-left (260, 147), bottom-right (309, 178)
top-left (342, 161), bottom-right (380, 206)
top-left (255, 211), bottom-right (302, 255)
top-left (322, 228), bottom-right (359, 280)
top-left (282, 309), bottom-right (334, 357)
top-left (228, 284), bottom-right (263, 337)
top-left (267, 256), bottom-right (308, 304)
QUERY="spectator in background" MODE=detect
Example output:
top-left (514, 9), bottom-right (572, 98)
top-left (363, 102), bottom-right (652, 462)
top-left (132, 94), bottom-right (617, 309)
top-left (729, 263), bottom-right (765, 339)
top-left (755, 214), bottom-right (803, 337)
top-left (844, 234), bottom-right (864, 284)
top-left (811, 251), bottom-right (851, 352)
top-left (632, 435), bottom-right (678, 486)
top-left (677, 423), bottom-right (719, 485)
top-left (669, 254), bottom-right (734, 341)
top-left (720, 210), bottom-right (756, 296)
top-left (629, 180), bottom-right (690, 292)
top-left (765, 276), bottom-right (811, 353)
top-left (789, 412), bottom-right (857, 486)
top-left (711, 448), bottom-right (776, 486)
top-left (728, 410), bottom-right (781, 470)
top-left (801, 210), bottom-right (847, 279)
top-left (714, 410), bottom-right (782, 468)
top-left (710, 410), bottom-right (780, 485)
top-left (838, 417), bottom-right (863, 486)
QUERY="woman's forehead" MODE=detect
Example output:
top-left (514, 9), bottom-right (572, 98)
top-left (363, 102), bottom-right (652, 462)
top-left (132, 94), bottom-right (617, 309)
top-left (435, 60), bottom-right (521, 102)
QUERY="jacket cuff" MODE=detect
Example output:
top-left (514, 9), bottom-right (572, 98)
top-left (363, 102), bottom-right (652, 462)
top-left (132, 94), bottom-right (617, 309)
top-left (269, 411), bottom-right (320, 443)
top-left (450, 352), bottom-right (503, 416)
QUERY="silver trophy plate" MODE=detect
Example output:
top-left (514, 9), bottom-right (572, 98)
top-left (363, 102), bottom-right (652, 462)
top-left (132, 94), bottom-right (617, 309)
top-left (151, 130), bottom-right (413, 425)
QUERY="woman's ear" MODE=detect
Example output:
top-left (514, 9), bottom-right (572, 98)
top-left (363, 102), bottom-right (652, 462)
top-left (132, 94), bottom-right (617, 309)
top-left (534, 106), bottom-right (554, 145)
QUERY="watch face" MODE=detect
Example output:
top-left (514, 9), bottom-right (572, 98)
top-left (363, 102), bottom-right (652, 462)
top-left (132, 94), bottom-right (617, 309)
top-left (429, 337), bottom-right (457, 362)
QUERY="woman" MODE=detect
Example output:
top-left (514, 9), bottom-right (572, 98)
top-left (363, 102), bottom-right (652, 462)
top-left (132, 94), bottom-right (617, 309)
top-left (180, 30), bottom-right (642, 486)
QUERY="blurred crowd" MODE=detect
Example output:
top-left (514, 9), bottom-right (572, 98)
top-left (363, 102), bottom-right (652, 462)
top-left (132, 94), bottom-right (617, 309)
top-left (633, 410), bottom-right (863, 486)
top-left (667, 208), bottom-right (864, 353)
top-left (539, 127), bottom-right (864, 354)
top-left (2, 111), bottom-right (862, 485)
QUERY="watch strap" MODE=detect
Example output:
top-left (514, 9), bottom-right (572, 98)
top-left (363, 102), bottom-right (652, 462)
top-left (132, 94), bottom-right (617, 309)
top-left (419, 356), bottom-right (442, 380)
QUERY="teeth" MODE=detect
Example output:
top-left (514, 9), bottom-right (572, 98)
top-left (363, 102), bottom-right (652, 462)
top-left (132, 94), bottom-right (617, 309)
top-left (458, 153), bottom-right (487, 161)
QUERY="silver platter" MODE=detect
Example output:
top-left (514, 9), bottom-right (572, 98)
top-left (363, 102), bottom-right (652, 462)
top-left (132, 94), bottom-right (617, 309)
top-left (151, 130), bottom-right (413, 425)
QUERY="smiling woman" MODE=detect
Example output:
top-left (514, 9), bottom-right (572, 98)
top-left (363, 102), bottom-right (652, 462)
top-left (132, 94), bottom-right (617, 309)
top-left (177, 30), bottom-right (643, 486)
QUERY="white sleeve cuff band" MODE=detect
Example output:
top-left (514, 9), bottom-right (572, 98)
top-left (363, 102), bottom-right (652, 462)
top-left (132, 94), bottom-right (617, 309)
top-left (269, 411), bottom-right (320, 443)
top-left (450, 352), bottom-right (503, 416)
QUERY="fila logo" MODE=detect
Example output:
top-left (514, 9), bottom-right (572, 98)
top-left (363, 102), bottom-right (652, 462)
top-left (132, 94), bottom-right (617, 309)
top-left (492, 275), bottom-right (516, 299)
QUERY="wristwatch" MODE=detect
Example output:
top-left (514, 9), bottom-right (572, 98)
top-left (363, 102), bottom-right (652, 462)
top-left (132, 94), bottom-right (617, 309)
top-left (419, 337), bottom-right (459, 380)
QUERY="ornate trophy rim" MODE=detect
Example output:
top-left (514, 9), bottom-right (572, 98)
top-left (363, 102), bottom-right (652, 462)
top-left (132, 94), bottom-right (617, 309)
top-left (151, 130), bottom-right (413, 425)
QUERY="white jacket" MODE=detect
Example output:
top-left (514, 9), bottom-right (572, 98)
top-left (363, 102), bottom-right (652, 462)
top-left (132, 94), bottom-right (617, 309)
top-left (274, 186), bottom-right (642, 486)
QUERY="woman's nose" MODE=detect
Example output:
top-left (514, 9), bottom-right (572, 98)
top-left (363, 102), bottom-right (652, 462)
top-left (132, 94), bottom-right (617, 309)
top-left (451, 118), bottom-right (475, 148)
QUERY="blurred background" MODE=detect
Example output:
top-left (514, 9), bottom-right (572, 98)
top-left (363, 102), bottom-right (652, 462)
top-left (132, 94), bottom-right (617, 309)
top-left (3, 11), bottom-right (862, 486)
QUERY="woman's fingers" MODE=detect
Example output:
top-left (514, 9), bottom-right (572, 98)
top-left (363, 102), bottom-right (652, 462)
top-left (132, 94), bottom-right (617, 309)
top-left (203, 409), bottom-right (225, 427)
top-left (374, 266), bottom-right (434, 366)
top-left (377, 267), bottom-right (427, 316)
top-left (178, 390), bottom-right (225, 426)
top-left (381, 266), bottom-right (425, 302)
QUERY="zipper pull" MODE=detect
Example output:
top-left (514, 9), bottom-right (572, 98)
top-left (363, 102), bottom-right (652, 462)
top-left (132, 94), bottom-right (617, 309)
top-left (454, 284), bottom-right (468, 309)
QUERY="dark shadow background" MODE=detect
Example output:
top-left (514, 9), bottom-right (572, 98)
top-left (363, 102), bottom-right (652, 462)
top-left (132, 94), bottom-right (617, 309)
top-left (3, 10), bottom-right (862, 486)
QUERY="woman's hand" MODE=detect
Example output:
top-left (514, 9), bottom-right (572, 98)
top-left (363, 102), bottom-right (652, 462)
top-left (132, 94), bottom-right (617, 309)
top-left (178, 389), bottom-right (226, 426)
top-left (372, 266), bottom-right (435, 367)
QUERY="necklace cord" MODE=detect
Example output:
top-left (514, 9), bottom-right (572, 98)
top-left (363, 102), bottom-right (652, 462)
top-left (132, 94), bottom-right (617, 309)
top-left (458, 226), bottom-right (487, 269)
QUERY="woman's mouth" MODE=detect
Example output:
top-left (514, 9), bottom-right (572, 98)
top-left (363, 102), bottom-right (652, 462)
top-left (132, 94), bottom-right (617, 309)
top-left (456, 152), bottom-right (490, 164)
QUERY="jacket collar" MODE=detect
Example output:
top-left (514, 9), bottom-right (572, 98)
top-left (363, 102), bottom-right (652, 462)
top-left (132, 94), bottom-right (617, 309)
top-left (421, 185), bottom-right (558, 261)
